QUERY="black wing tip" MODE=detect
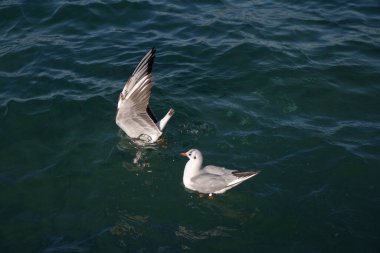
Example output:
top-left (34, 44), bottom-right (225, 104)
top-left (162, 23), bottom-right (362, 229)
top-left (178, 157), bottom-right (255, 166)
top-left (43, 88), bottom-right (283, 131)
top-left (133, 47), bottom-right (156, 75)
top-left (232, 171), bottom-right (261, 178)
top-left (148, 48), bottom-right (156, 72)
top-left (150, 47), bottom-right (156, 57)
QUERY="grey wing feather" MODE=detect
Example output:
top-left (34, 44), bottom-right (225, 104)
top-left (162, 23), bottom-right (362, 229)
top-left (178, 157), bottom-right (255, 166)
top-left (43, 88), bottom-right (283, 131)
top-left (191, 173), bottom-right (228, 193)
top-left (203, 165), bottom-right (236, 175)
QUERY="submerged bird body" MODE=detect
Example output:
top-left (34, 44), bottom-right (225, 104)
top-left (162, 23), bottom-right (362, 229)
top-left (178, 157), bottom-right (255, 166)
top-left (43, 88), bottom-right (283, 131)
top-left (116, 48), bottom-right (174, 143)
top-left (180, 149), bottom-right (260, 195)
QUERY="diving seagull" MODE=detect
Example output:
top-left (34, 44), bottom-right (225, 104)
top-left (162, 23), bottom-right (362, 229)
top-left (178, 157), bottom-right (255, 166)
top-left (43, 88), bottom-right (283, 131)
top-left (116, 48), bottom-right (174, 143)
top-left (180, 149), bottom-right (260, 197)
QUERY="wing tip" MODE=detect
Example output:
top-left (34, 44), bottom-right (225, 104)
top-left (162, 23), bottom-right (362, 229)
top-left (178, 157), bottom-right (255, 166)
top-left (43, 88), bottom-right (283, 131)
top-left (146, 47), bottom-right (156, 72)
top-left (232, 170), bottom-right (261, 178)
top-left (148, 47), bottom-right (156, 61)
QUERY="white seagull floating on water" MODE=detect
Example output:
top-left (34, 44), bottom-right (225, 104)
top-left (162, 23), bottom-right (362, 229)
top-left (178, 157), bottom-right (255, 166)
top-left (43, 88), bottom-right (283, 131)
top-left (116, 48), bottom-right (174, 143)
top-left (180, 149), bottom-right (260, 198)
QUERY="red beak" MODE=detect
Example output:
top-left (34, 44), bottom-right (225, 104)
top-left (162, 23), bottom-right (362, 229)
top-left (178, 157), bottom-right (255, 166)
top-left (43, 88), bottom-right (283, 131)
top-left (179, 152), bottom-right (187, 157)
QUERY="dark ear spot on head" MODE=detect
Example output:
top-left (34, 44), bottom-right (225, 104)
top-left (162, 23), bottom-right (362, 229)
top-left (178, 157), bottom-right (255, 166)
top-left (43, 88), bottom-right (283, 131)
top-left (194, 156), bottom-right (197, 159)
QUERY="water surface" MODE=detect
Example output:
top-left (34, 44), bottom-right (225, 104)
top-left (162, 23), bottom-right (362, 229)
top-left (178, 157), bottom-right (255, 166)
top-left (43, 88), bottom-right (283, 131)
top-left (0, 1), bottom-right (379, 252)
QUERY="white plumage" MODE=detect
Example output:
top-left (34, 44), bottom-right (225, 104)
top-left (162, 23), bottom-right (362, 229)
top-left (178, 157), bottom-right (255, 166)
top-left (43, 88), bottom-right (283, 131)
top-left (180, 149), bottom-right (260, 196)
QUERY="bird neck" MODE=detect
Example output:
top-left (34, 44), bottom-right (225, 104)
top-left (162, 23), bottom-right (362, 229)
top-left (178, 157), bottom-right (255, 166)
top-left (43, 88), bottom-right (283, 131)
top-left (183, 158), bottom-right (203, 185)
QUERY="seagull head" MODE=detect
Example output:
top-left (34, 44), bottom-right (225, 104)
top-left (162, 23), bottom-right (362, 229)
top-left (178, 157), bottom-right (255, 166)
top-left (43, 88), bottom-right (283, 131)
top-left (180, 149), bottom-right (203, 162)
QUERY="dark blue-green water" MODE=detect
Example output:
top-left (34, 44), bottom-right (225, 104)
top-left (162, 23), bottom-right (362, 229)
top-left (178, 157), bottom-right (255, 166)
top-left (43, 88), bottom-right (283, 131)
top-left (1, 1), bottom-right (380, 252)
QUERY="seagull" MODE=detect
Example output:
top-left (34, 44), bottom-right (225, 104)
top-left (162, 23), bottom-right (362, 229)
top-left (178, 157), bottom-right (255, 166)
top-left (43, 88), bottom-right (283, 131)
top-left (116, 48), bottom-right (174, 144)
top-left (180, 149), bottom-right (260, 197)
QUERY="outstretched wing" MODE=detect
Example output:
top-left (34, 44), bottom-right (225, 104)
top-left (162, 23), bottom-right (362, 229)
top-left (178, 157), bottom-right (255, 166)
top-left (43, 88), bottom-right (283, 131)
top-left (116, 48), bottom-right (161, 139)
top-left (118, 48), bottom-right (155, 107)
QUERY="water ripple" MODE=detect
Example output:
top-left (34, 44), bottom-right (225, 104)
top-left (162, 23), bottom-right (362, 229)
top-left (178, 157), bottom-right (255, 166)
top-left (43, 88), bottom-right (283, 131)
top-left (0, 0), bottom-right (379, 252)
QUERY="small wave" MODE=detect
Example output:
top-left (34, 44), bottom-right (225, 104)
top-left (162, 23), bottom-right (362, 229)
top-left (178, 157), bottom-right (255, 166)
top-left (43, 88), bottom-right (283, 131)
top-left (111, 212), bottom-right (149, 238)
top-left (43, 227), bottom-right (110, 253)
top-left (175, 225), bottom-right (235, 241)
